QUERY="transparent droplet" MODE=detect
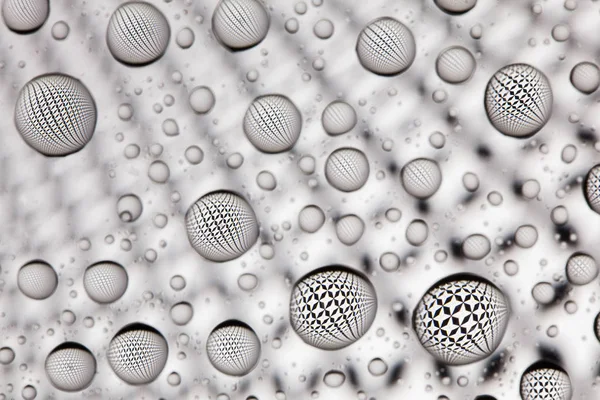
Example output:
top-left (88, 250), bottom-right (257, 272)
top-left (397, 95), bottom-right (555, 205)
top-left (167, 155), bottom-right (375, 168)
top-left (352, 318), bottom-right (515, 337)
top-left (322, 101), bottom-right (357, 135)
top-left (325, 148), bottom-right (370, 192)
top-left (323, 370), bottom-right (345, 387)
top-left (107, 2), bottom-right (170, 65)
top-left (290, 266), bottom-right (377, 349)
top-left (117, 194), bottom-right (143, 222)
top-left (207, 320), bottom-right (260, 376)
top-left (107, 323), bottom-right (168, 385)
top-left (185, 191), bottom-right (259, 262)
top-left (170, 302), bottom-right (194, 325)
top-left (17, 260), bottom-right (58, 300)
top-left (298, 205), bottom-right (326, 233)
top-left (436, 46), bottom-right (475, 84)
top-left (189, 86), bottom-right (215, 114)
top-left (413, 274), bottom-right (510, 365)
top-left (335, 214), bottom-right (365, 245)
top-left (357, 17), bottom-right (416, 76)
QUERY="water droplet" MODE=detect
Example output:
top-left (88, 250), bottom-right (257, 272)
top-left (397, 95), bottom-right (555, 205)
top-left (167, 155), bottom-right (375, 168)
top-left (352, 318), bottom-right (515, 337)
top-left (117, 194), bottom-right (143, 222)
top-left (51, 21), bottom-right (69, 40)
top-left (170, 302), bottom-right (194, 325)
top-left (207, 320), bottom-right (260, 376)
top-left (290, 266), bottom-right (377, 349)
top-left (176, 27), bottom-right (195, 49)
top-left (357, 17), bottom-right (415, 76)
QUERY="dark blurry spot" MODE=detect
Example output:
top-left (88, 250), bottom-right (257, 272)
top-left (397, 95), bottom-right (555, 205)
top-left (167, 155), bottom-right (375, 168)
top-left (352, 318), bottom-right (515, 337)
top-left (388, 162), bottom-right (398, 175)
top-left (554, 224), bottom-right (577, 246)
top-left (435, 361), bottom-right (451, 380)
top-left (393, 301), bottom-right (409, 326)
top-left (450, 239), bottom-right (463, 258)
top-left (417, 200), bottom-right (429, 213)
top-left (537, 344), bottom-right (563, 365)
top-left (512, 180), bottom-right (523, 196)
top-left (307, 371), bottom-right (319, 389)
top-left (578, 127), bottom-right (596, 143)
top-left (387, 361), bottom-right (404, 385)
top-left (475, 396), bottom-right (497, 400)
top-left (346, 365), bottom-right (359, 387)
top-left (481, 352), bottom-right (505, 381)
top-left (477, 145), bottom-right (492, 158)
top-left (362, 254), bottom-right (373, 274)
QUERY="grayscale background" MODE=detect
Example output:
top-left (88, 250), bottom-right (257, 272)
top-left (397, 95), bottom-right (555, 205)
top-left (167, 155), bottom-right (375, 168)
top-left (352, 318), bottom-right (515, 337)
top-left (0, 0), bottom-right (599, 399)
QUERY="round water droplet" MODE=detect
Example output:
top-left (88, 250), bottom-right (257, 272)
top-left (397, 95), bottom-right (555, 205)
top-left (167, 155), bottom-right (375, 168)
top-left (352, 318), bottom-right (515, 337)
top-left (256, 170), bottom-right (277, 191)
top-left (117, 194), bottom-right (143, 222)
top-left (207, 320), bottom-right (260, 376)
top-left (325, 147), bottom-right (370, 192)
top-left (83, 261), bottom-right (128, 304)
top-left (485, 64), bottom-right (552, 138)
top-left (551, 206), bottom-right (568, 225)
top-left (162, 119), bottom-right (179, 136)
top-left (2, 0), bottom-right (48, 33)
top-left (148, 161), bottom-right (170, 183)
top-left (185, 146), bottom-right (204, 164)
top-left (462, 234), bottom-right (491, 260)
top-left (436, 46), bottom-right (476, 84)
top-left (22, 385), bottom-right (37, 400)
top-left (107, 2), bottom-right (170, 65)
top-left (462, 172), bottom-right (479, 192)
top-left (323, 370), bottom-right (345, 387)
top-left (560, 145), bottom-right (577, 163)
top-left (380, 252), bottom-right (400, 272)
top-left (322, 101), bottom-right (357, 135)
top-left (0, 347), bottom-right (15, 365)
top-left (285, 18), bottom-right (299, 34)
top-left (429, 131), bottom-right (446, 149)
top-left (186, 191), bottom-right (259, 262)
top-left (335, 214), bottom-right (365, 246)
top-left (413, 274), bottom-right (510, 365)
top-left (226, 152), bottom-right (244, 168)
top-left (514, 225), bottom-right (538, 248)
top-left (118, 103), bottom-right (134, 121)
top-left (406, 219), bottom-right (428, 246)
top-left (238, 273), bottom-right (258, 291)
top-left (290, 266), bottom-right (377, 350)
top-left (566, 252), bottom-right (598, 285)
top-left (51, 21), bottom-right (69, 40)
top-left (570, 62), bottom-right (600, 94)
top-left (356, 17), bottom-right (416, 76)
top-left (176, 27), bottom-right (195, 48)
top-left (15, 74), bottom-right (97, 156)
top-left (368, 358), bottom-right (388, 376)
top-left (166, 371), bottom-right (181, 386)
top-left (313, 19), bottom-right (334, 39)
top-left (520, 362), bottom-right (572, 400)
top-left (45, 342), bottom-right (96, 392)
top-left (108, 323), bottom-right (168, 385)
top-left (244, 94), bottom-right (302, 153)
top-left (521, 179), bottom-right (540, 199)
top-left (532, 282), bottom-right (555, 305)
top-left (298, 205), bottom-right (325, 233)
top-left (503, 260), bottom-right (519, 276)
top-left (170, 302), bottom-right (194, 325)
top-left (189, 86), bottom-right (215, 114)
top-left (385, 208), bottom-right (402, 222)
top-left (212, 0), bottom-right (269, 50)
top-left (170, 275), bottom-right (186, 291)
top-left (551, 23), bottom-right (570, 42)
top-left (18, 260), bottom-right (58, 300)
top-left (298, 155), bottom-right (316, 174)
top-left (401, 158), bottom-right (442, 200)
